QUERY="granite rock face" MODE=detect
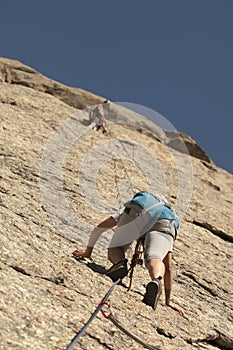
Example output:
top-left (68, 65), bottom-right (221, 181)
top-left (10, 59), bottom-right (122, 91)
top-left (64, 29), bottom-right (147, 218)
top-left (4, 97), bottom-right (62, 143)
top-left (0, 57), bottom-right (104, 109)
top-left (165, 131), bottom-right (212, 163)
top-left (0, 58), bottom-right (232, 350)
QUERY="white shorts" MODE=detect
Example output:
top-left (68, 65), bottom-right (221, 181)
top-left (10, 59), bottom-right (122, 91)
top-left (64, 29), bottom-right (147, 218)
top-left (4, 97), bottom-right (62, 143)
top-left (143, 230), bottom-right (173, 261)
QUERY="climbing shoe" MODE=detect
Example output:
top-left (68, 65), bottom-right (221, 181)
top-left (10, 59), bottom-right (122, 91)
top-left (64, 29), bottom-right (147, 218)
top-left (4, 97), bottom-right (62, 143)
top-left (142, 277), bottom-right (162, 310)
top-left (105, 259), bottom-right (128, 282)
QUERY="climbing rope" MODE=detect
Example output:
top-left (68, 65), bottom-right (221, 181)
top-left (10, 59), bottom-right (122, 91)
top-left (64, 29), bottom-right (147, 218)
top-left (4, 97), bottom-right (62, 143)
top-left (106, 114), bottom-right (146, 283)
top-left (65, 277), bottom-right (161, 350)
top-left (66, 103), bottom-right (157, 349)
top-left (103, 106), bottom-right (137, 205)
top-left (65, 278), bottom-right (121, 350)
top-left (101, 105), bottom-right (147, 292)
top-left (100, 302), bottom-right (161, 350)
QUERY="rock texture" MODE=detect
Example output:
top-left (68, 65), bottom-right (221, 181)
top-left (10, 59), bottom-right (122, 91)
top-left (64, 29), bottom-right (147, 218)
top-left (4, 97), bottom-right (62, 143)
top-left (165, 131), bottom-right (212, 163)
top-left (0, 58), bottom-right (232, 350)
top-left (0, 57), bottom-right (104, 109)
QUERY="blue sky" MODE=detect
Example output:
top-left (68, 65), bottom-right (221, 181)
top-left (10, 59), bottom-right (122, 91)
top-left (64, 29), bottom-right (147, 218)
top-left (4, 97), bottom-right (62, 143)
top-left (1, 0), bottom-right (233, 174)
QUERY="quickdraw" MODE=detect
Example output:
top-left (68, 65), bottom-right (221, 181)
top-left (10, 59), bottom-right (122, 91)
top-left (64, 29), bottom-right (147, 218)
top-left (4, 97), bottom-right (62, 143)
top-left (65, 278), bottom-right (121, 350)
top-left (100, 301), bottom-right (161, 350)
top-left (127, 238), bottom-right (144, 291)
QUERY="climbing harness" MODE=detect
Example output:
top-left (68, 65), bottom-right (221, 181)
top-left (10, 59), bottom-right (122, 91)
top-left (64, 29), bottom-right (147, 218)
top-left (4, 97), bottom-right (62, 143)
top-left (65, 276), bottom-right (161, 350)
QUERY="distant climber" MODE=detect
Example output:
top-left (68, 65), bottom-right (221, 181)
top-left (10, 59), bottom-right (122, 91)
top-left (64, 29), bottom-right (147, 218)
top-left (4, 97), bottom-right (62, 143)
top-left (89, 99), bottom-right (110, 134)
top-left (73, 191), bottom-right (184, 315)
